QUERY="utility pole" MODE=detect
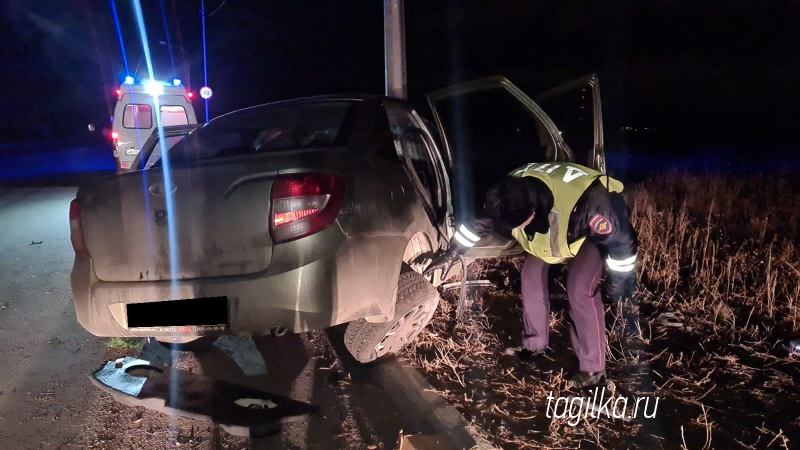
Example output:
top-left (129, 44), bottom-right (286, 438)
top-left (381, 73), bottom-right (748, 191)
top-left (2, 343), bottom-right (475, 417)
top-left (384, 0), bottom-right (407, 99)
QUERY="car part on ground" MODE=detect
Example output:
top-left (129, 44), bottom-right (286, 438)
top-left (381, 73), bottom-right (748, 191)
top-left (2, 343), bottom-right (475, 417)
top-left (654, 312), bottom-right (684, 328)
top-left (344, 268), bottom-right (440, 363)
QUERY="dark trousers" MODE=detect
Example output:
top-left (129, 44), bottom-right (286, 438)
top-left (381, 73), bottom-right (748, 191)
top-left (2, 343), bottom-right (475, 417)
top-left (520, 242), bottom-right (606, 373)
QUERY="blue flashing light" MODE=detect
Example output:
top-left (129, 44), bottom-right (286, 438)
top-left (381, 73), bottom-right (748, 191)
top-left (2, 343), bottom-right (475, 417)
top-left (124, 76), bottom-right (134, 85)
top-left (173, 78), bottom-right (181, 86)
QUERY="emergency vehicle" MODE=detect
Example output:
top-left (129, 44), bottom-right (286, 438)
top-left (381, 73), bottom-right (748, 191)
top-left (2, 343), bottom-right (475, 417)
top-left (111, 77), bottom-right (198, 171)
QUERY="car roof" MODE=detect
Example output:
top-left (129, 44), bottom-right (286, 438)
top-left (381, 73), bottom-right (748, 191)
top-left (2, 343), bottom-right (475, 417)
top-left (212, 94), bottom-right (412, 121)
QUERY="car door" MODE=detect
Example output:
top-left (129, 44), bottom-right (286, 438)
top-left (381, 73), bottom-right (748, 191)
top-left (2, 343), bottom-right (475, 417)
top-left (536, 74), bottom-right (606, 172)
top-left (426, 76), bottom-right (571, 258)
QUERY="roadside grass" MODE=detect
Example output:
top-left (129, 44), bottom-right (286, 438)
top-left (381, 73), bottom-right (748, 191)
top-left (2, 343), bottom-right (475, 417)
top-left (406, 173), bottom-right (800, 449)
top-left (106, 337), bottom-right (140, 349)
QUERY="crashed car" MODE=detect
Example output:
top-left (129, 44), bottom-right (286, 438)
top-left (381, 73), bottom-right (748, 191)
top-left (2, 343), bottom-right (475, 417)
top-left (70, 75), bottom-right (607, 362)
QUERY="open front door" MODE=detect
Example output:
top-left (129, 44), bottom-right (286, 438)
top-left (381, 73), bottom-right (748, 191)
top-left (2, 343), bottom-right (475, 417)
top-left (426, 76), bottom-right (569, 258)
top-left (536, 74), bottom-right (606, 172)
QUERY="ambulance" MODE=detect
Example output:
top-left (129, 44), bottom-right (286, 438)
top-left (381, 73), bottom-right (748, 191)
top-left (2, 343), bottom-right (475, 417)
top-left (111, 77), bottom-right (198, 171)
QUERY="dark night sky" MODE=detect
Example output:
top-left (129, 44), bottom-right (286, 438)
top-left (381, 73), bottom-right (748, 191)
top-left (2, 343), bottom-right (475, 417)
top-left (2, 0), bottom-right (799, 153)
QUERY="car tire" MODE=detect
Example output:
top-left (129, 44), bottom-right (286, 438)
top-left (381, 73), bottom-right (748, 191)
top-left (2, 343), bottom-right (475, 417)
top-left (156, 336), bottom-right (218, 351)
top-left (344, 268), bottom-right (440, 363)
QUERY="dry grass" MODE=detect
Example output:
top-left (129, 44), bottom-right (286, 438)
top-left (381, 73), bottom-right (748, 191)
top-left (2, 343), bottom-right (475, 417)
top-left (106, 337), bottom-right (140, 349)
top-left (629, 174), bottom-right (800, 334)
top-left (406, 173), bottom-right (800, 449)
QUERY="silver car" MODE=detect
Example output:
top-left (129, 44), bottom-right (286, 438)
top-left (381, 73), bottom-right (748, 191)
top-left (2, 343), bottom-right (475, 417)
top-left (70, 75), bottom-right (607, 362)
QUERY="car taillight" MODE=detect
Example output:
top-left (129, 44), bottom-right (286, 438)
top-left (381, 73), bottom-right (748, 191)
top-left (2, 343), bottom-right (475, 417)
top-left (69, 199), bottom-right (89, 257)
top-left (270, 174), bottom-right (345, 244)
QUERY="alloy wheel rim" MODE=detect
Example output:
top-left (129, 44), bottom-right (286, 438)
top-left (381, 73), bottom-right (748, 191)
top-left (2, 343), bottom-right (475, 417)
top-left (375, 302), bottom-right (432, 356)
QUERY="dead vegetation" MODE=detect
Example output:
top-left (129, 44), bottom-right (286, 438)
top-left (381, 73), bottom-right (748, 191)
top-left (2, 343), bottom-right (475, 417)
top-left (406, 173), bottom-right (800, 449)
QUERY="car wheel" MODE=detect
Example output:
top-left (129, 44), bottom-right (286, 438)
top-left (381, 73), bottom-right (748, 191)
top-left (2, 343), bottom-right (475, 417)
top-left (156, 336), bottom-right (218, 351)
top-left (344, 269), bottom-right (439, 363)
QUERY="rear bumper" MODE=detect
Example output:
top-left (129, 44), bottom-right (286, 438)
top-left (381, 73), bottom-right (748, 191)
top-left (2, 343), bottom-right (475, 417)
top-left (72, 255), bottom-right (339, 337)
top-left (70, 224), bottom-right (406, 338)
top-left (114, 154), bottom-right (137, 171)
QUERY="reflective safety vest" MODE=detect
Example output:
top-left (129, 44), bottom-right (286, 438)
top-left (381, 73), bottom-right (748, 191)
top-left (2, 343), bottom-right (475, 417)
top-left (509, 162), bottom-right (624, 264)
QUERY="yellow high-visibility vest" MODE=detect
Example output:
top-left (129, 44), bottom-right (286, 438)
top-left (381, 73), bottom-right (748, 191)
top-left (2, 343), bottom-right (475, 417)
top-left (509, 162), bottom-right (624, 264)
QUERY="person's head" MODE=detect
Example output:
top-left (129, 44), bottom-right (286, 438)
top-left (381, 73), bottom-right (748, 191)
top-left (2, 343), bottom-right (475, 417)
top-left (483, 176), bottom-right (552, 234)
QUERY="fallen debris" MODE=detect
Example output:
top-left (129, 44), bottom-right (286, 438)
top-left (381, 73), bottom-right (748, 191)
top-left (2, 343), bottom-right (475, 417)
top-left (90, 356), bottom-right (318, 437)
top-left (655, 312), bottom-right (684, 328)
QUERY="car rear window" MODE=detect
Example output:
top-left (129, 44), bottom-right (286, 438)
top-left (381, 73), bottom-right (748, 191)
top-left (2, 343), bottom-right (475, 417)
top-left (159, 105), bottom-right (189, 126)
top-left (122, 104), bottom-right (153, 129)
top-left (153, 100), bottom-right (355, 167)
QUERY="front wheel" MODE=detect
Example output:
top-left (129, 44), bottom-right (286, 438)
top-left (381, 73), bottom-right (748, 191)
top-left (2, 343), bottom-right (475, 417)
top-left (344, 269), bottom-right (439, 363)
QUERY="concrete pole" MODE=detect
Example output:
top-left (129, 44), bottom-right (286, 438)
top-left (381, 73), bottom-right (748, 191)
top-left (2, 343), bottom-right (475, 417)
top-left (384, 0), bottom-right (407, 99)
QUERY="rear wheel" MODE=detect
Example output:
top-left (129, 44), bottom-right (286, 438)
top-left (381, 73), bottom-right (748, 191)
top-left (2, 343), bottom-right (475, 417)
top-left (344, 269), bottom-right (439, 363)
top-left (156, 336), bottom-right (218, 351)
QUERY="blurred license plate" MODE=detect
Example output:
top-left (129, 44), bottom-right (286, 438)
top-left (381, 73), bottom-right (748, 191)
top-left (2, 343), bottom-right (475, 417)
top-left (127, 296), bottom-right (228, 332)
top-left (125, 148), bottom-right (139, 155)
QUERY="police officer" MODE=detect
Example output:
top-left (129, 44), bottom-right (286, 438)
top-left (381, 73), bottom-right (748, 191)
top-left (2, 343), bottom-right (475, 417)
top-left (424, 162), bottom-right (638, 389)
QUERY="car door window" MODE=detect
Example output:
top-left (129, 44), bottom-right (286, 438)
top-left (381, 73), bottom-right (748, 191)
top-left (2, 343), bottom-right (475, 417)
top-left (159, 105), bottom-right (189, 127)
top-left (143, 135), bottom-right (189, 169)
top-left (537, 75), bottom-right (605, 172)
top-left (399, 130), bottom-right (437, 197)
top-left (427, 76), bottom-right (567, 258)
top-left (385, 103), bottom-right (445, 217)
top-left (123, 104), bottom-right (153, 129)
top-left (428, 78), bottom-right (559, 223)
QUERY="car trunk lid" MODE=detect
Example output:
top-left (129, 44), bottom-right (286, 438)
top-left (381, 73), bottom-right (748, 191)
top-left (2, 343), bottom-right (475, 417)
top-left (80, 160), bottom-right (278, 282)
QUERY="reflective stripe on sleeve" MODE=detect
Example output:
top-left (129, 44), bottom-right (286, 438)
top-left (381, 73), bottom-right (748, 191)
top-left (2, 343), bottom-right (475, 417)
top-left (606, 254), bottom-right (637, 273)
top-left (453, 231), bottom-right (476, 248)
top-left (458, 225), bottom-right (481, 243)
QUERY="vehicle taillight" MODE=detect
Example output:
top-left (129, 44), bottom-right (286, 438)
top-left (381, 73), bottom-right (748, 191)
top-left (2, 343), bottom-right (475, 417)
top-left (187, 91), bottom-right (194, 100)
top-left (270, 174), bottom-right (345, 244)
top-left (69, 199), bottom-right (89, 257)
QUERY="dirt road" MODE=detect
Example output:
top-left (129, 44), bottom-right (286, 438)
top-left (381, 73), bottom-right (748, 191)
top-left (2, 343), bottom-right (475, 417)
top-left (0, 186), bottom-right (483, 449)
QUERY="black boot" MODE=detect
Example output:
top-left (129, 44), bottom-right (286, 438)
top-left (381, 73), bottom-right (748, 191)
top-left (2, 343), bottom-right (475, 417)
top-left (569, 370), bottom-right (607, 389)
top-left (503, 346), bottom-right (545, 361)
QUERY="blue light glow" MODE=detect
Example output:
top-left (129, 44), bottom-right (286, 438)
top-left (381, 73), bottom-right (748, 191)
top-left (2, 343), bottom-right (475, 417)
top-left (124, 76), bottom-right (134, 85)
top-left (110, 0), bottom-right (131, 77)
top-left (173, 78), bottom-right (181, 86)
